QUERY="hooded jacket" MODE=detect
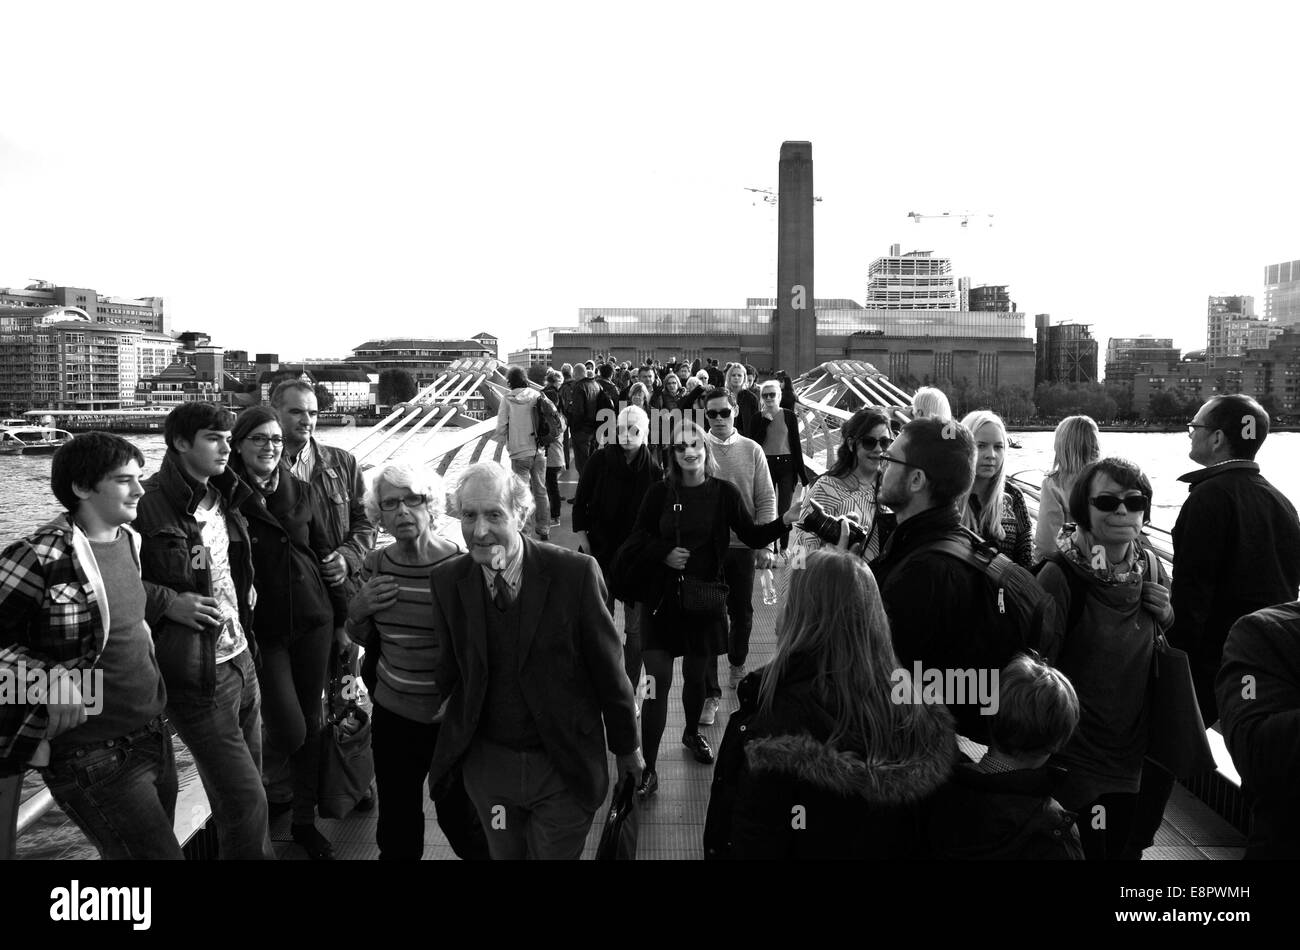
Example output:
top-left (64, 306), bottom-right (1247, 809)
top-left (927, 762), bottom-right (1084, 860)
top-left (495, 387), bottom-right (543, 461)
top-left (704, 658), bottom-right (956, 860)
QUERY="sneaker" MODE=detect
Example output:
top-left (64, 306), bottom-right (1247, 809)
top-left (699, 696), bottom-right (720, 726)
top-left (682, 731), bottom-right (715, 765)
top-left (636, 769), bottom-right (659, 798)
top-left (728, 664), bottom-right (746, 689)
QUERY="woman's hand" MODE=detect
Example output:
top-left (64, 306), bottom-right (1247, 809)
top-left (1142, 581), bottom-right (1173, 623)
top-left (783, 489), bottom-right (807, 525)
top-left (348, 574), bottom-right (400, 622)
top-left (663, 547), bottom-right (690, 570)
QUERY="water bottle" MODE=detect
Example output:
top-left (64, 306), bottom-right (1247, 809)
top-left (760, 568), bottom-right (778, 606)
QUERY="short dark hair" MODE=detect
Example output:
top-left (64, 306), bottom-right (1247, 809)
top-left (898, 418), bottom-right (975, 508)
top-left (702, 387), bottom-right (735, 408)
top-left (270, 379), bottom-right (315, 408)
top-left (231, 405), bottom-right (280, 449)
top-left (1068, 457), bottom-right (1153, 527)
top-left (506, 366), bottom-right (528, 389)
top-left (51, 431), bottom-right (146, 512)
top-left (164, 402), bottom-right (236, 450)
top-left (1202, 394), bottom-right (1270, 460)
top-left (990, 654), bottom-right (1079, 757)
top-left (597, 363), bottom-right (613, 380)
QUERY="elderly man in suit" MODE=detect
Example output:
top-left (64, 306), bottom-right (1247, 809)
top-left (429, 461), bottom-right (643, 859)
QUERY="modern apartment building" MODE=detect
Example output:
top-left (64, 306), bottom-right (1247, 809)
top-left (969, 285), bottom-right (1014, 313)
top-left (1132, 355), bottom-right (1210, 414)
top-left (1105, 336), bottom-right (1180, 388)
top-left (0, 281), bottom-right (167, 334)
top-left (865, 245), bottom-right (960, 310)
top-left (1264, 260), bottom-right (1300, 328)
top-left (1205, 295), bottom-right (1281, 361)
top-left (0, 309), bottom-right (150, 411)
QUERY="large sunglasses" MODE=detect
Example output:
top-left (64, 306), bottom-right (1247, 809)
top-left (705, 408), bottom-right (732, 419)
top-left (853, 435), bottom-right (893, 451)
top-left (1089, 493), bottom-right (1150, 514)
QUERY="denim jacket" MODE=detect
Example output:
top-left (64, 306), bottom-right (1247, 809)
top-left (135, 450), bottom-right (257, 705)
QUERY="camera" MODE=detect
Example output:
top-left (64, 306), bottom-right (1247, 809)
top-left (799, 498), bottom-right (866, 549)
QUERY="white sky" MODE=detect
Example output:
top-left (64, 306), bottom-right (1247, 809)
top-left (3, 1), bottom-right (1297, 364)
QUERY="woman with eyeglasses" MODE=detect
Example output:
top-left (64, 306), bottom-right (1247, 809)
top-left (230, 407), bottom-right (341, 859)
top-left (1034, 457), bottom-right (1173, 860)
top-left (345, 461), bottom-right (488, 860)
top-left (748, 379), bottom-right (809, 553)
top-left (791, 408), bottom-right (896, 560)
top-left (613, 419), bottom-right (800, 797)
top-left (960, 409), bottom-right (1033, 569)
top-left (573, 405), bottom-right (662, 701)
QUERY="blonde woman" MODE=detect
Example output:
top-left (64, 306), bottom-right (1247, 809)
top-left (911, 386), bottom-right (953, 422)
top-left (704, 548), bottom-right (955, 859)
top-left (960, 409), bottom-right (1032, 568)
top-left (1035, 415), bottom-right (1101, 562)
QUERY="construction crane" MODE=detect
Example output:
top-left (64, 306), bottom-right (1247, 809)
top-left (746, 186), bottom-right (823, 205)
top-left (906, 210), bottom-right (993, 228)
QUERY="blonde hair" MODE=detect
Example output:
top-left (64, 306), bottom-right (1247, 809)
top-left (960, 409), bottom-right (1010, 542)
top-left (365, 461), bottom-right (446, 524)
top-left (759, 549), bottom-right (954, 752)
top-left (1049, 415), bottom-right (1101, 494)
top-left (663, 418), bottom-right (720, 484)
top-left (911, 387), bottom-right (952, 422)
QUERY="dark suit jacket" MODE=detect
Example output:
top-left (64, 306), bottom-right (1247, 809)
top-left (428, 537), bottom-right (639, 810)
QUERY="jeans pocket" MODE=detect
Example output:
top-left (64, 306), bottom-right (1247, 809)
top-left (47, 745), bottom-right (130, 792)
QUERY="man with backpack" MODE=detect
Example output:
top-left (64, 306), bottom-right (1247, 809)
top-left (566, 363), bottom-right (610, 477)
top-left (871, 418), bottom-right (1051, 742)
top-left (494, 366), bottom-right (555, 541)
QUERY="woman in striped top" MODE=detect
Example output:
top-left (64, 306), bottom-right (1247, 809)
top-left (791, 408), bottom-right (896, 561)
top-left (346, 462), bottom-right (487, 860)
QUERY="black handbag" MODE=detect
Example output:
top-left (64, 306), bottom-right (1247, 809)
top-left (318, 642), bottom-right (377, 819)
top-left (596, 771), bottom-right (639, 860)
top-left (670, 483), bottom-right (729, 621)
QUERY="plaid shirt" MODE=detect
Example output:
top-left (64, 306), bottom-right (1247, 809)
top-left (0, 515), bottom-right (142, 774)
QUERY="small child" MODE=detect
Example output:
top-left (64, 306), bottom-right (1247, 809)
top-left (929, 654), bottom-right (1085, 859)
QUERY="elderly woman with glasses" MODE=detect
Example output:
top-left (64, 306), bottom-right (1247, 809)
top-left (791, 407), bottom-right (897, 560)
top-left (230, 406), bottom-right (343, 859)
top-left (1034, 457), bottom-right (1173, 860)
top-left (748, 379), bottom-right (809, 552)
top-left (345, 461), bottom-right (487, 860)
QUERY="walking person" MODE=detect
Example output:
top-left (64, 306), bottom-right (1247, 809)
top-left (748, 379), bottom-right (809, 553)
top-left (345, 462), bottom-right (488, 860)
top-left (541, 369), bottom-right (567, 527)
top-left (229, 407), bottom-right (339, 860)
top-left (494, 365), bottom-right (553, 541)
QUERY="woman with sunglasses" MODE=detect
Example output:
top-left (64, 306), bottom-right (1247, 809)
top-left (748, 379), bottom-right (809, 553)
top-left (614, 419), bottom-right (800, 797)
top-left (346, 461), bottom-right (488, 860)
top-left (791, 408), bottom-right (896, 560)
top-left (960, 409), bottom-right (1033, 569)
top-left (1034, 457), bottom-right (1173, 860)
top-left (230, 407), bottom-right (341, 859)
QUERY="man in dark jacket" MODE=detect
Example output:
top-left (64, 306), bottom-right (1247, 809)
top-left (871, 418), bottom-right (1010, 742)
top-left (136, 403), bottom-right (274, 859)
top-left (1216, 601), bottom-right (1300, 859)
top-left (1173, 393), bottom-right (1300, 725)
top-left (566, 363), bottom-right (610, 477)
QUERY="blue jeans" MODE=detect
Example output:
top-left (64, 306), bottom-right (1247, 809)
top-left (511, 453), bottom-right (550, 537)
top-left (40, 716), bottom-right (183, 860)
top-left (167, 648), bottom-right (275, 859)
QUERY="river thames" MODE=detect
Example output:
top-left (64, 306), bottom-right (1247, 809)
top-left (3, 428), bottom-right (1299, 543)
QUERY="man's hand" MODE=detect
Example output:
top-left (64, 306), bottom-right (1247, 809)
top-left (575, 530), bottom-right (591, 555)
top-left (349, 574), bottom-right (399, 622)
top-left (783, 490), bottom-right (805, 526)
top-left (616, 747), bottom-right (645, 788)
top-left (835, 514), bottom-right (866, 556)
top-left (663, 547), bottom-right (690, 570)
top-left (320, 551), bottom-right (348, 586)
top-left (164, 592), bottom-right (224, 630)
top-left (44, 667), bottom-right (88, 739)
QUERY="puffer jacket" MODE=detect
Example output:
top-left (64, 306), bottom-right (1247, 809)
top-left (704, 657), bottom-right (956, 860)
top-left (927, 762), bottom-right (1084, 859)
top-left (135, 450), bottom-right (257, 705)
top-left (494, 387), bottom-right (542, 460)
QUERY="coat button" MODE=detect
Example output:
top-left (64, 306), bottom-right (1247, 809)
top-left (739, 725), bottom-right (746, 733)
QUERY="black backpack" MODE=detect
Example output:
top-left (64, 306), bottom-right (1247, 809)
top-left (894, 526), bottom-right (1063, 661)
top-left (532, 394), bottom-right (563, 448)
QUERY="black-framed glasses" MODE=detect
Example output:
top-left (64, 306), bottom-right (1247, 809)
top-left (1089, 494), bottom-right (1150, 514)
top-left (1186, 423), bottom-right (1213, 435)
top-left (244, 434), bottom-right (284, 447)
top-left (706, 408), bottom-right (732, 419)
top-left (878, 452), bottom-right (927, 476)
top-left (854, 435), bottom-right (893, 451)
top-left (379, 493), bottom-right (430, 512)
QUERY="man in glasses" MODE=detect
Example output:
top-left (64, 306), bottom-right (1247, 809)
top-left (699, 388), bottom-right (778, 715)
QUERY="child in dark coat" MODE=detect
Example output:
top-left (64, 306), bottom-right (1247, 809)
top-left (928, 654), bottom-right (1085, 860)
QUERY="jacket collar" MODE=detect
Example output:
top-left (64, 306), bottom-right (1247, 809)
top-left (153, 449), bottom-right (252, 517)
top-left (1177, 458), bottom-right (1260, 487)
top-left (456, 535), bottom-right (551, 669)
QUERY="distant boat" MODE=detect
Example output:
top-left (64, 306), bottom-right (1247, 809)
top-left (1008, 437), bottom-right (1023, 449)
top-left (0, 425), bottom-right (74, 456)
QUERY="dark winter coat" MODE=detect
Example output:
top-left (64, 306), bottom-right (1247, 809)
top-left (570, 444), bottom-right (662, 568)
top-left (704, 658), bottom-right (956, 859)
top-left (927, 762), bottom-right (1084, 860)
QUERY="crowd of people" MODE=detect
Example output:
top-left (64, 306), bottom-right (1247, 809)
top-left (2, 356), bottom-right (1299, 861)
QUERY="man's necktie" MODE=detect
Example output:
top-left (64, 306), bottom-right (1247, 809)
top-left (492, 571), bottom-right (510, 611)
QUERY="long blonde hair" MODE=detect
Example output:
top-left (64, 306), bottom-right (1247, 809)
top-left (758, 548), bottom-right (953, 752)
top-left (1049, 415), bottom-right (1100, 494)
top-left (960, 409), bottom-right (1009, 541)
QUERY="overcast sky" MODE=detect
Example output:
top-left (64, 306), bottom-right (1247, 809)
top-left (3, 1), bottom-right (1297, 364)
